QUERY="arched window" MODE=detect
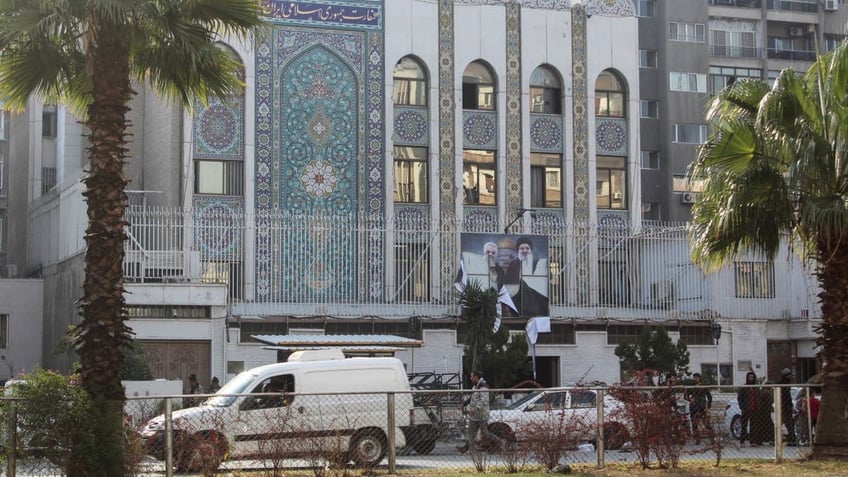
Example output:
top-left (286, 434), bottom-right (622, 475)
top-left (530, 66), bottom-right (561, 114)
top-left (462, 61), bottom-right (495, 110)
top-left (393, 57), bottom-right (427, 106)
top-left (594, 71), bottom-right (625, 117)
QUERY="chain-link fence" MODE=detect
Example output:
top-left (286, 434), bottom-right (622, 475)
top-left (1, 384), bottom-right (816, 476)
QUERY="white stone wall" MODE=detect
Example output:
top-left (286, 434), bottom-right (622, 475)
top-left (0, 279), bottom-right (44, 380)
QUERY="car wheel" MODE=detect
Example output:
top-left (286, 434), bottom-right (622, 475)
top-left (349, 429), bottom-right (386, 468)
top-left (489, 422), bottom-right (516, 444)
top-left (602, 421), bottom-right (629, 450)
top-left (730, 415), bottom-right (742, 440)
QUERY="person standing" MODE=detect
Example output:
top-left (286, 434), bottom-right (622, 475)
top-left (779, 368), bottom-right (798, 445)
top-left (457, 370), bottom-right (500, 453)
top-left (797, 388), bottom-right (820, 445)
top-left (185, 373), bottom-right (202, 408)
top-left (207, 376), bottom-right (221, 393)
top-left (737, 371), bottom-right (758, 445)
top-left (684, 372), bottom-right (713, 444)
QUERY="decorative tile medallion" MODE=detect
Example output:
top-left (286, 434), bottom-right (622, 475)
top-left (595, 117), bottom-right (628, 155)
top-left (193, 197), bottom-right (244, 260)
top-left (462, 111), bottom-right (498, 149)
top-left (194, 96), bottom-right (244, 159)
top-left (529, 114), bottom-right (563, 152)
top-left (393, 106), bottom-right (429, 146)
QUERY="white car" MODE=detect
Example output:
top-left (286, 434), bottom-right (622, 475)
top-left (487, 388), bottom-right (629, 450)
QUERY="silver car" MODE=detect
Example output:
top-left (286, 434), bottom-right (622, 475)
top-left (487, 388), bottom-right (629, 449)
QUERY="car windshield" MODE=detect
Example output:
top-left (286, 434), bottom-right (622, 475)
top-left (204, 371), bottom-right (259, 407)
top-left (505, 391), bottom-right (543, 410)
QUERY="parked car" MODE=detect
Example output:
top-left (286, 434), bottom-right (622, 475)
top-left (487, 388), bottom-right (629, 449)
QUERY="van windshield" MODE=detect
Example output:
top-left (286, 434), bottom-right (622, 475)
top-left (205, 372), bottom-right (259, 407)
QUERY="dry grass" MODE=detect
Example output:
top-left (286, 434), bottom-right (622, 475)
top-left (565, 459), bottom-right (848, 477)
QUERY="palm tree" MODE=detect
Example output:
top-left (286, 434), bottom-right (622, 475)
top-left (457, 280), bottom-right (500, 373)
top-left (691, 41), bottom-right (848, 458)
top-left (0, 1), bottom-right (263, 474)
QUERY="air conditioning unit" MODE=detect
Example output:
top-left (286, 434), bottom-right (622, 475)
top-left (825, 0), bottom-right (839, 11)
top-left (788, 27), bottom-right (806, 37)
top-left (681, 192), bottom-right (698, 204)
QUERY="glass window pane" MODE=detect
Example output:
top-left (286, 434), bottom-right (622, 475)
top-left (463, 150), bottom-right (496, 205)
top-left (393, 147), bottom-right (428, 203)
top-left (197, 161), bottom-right (225, 194)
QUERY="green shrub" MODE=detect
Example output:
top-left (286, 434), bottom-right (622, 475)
top-left (4, 368), bottom-right (143, 476)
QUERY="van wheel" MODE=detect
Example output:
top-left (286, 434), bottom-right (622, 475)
top-left (175, 433), bottom-right (225, 474)
top-left (350, 429), bottom-right (386, 468)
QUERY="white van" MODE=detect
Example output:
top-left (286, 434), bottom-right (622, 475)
top-left (140, 350), bottom-right (415, 472)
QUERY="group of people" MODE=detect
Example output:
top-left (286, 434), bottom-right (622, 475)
top-left (738, 368), bottom-right (818, 447)
top-left (184, 374), bottom-right (221, 407)
top-left (652, 372), bottom-right (714, 444)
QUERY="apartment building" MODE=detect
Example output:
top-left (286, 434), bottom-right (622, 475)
top-left (637, 0), bottom-right (848, 221)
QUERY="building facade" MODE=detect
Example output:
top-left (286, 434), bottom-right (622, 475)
top-left (638, 0), bottom-right (848, 221)
top-left (0, 0), bottom-right (826, 390)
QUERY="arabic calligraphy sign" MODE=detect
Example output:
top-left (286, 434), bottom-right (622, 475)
top-left (262, 1), bottom-right (382, 29)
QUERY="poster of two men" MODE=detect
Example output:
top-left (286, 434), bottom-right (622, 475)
top-left (459, 233), bottom-right (550, 319)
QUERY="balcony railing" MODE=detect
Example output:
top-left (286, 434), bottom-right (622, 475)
top-left (767, 0), bottom-right (818, 13)
top-left (767, 48), bottom-right (816, 60)
top-left (709, 0), bottom-right (763, 7)
top-left (710, 45), bottom-right (761, 58)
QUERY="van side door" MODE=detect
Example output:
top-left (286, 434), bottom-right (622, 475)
top-left (233, 374), bottom-right (305, 458)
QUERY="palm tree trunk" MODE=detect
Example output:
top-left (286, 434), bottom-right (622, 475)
top-left (812, 237), bottom-right (848, 458)
top-left (73, 17), bottom-right (132, 476)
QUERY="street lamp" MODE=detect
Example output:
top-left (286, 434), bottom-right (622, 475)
top-left (711, 322), bottom-right (722, 385)
top-left (503, 208), bottom-right (536, 235)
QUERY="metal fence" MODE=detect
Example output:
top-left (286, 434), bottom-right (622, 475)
top-left (1, 384), bottom-right (817, 476)
top-left (122, 207), bottom-right (820, 320)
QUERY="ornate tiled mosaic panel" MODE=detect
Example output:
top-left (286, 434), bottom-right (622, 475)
top-left (193, 197), bottom-right (244, 260)
top-left (254, 6), bottom-right (384, 301)
top-left (462, 111), bottom-right (498, 149)
top-left (595, 117), bottom-right (628, 155)
top-left (393, 106), bottom-right (430, 146)
top-left (193, 96), bottom-right (244, 160)
top-left (505, 0), bottom-right (523, 216)
top-left (529, 114), bottom-right (564, 152)
top-left (571, 4), bottom-right (590, 304)
top-left (438, 0), bottom-right (456, 300)
top-left (463, 207), bottom-right (499, 232)
top-left (522, 0), bottom-right (571, 8)
top-left (395, 205), bottom-right (430, 242)
top-left (585, 0), bottom-right (635, 16)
